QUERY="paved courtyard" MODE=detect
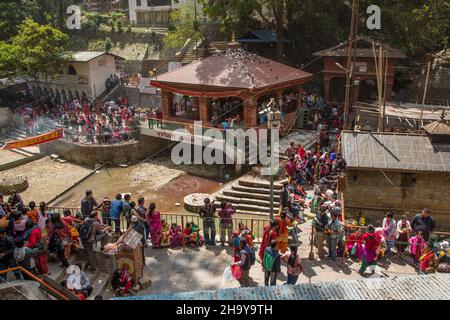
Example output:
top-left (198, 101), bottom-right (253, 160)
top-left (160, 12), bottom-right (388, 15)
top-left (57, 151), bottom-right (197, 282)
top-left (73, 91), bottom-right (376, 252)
top-left (138, 221), bottom-right (418, 295)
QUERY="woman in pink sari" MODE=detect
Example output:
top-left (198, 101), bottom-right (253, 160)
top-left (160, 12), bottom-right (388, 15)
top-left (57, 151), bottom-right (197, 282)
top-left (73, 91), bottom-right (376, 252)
top-left (146, 203), bottom-right (162, 248)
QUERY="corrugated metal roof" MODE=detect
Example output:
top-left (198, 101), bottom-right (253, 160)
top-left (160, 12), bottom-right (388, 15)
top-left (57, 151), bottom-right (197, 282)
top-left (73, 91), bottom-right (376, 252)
top-left (342, 131), bottom-right (450, 173)
top-left (64, 51), bottom-right (125, 62)
top-left (111, 274), bottom-right (450, 300)
top-left (151, 49), bottom-right (312, 90)
top-left (313, 36), bottom-right (406, 59)
top-left (239, 30), bottom-right (277, 44)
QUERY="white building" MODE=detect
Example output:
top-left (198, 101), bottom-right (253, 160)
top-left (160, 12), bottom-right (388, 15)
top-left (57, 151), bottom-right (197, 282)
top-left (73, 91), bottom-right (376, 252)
top-left (128, 0), bottom-right (189, 27)
top-left (32, 51), bottom-right (124, 102)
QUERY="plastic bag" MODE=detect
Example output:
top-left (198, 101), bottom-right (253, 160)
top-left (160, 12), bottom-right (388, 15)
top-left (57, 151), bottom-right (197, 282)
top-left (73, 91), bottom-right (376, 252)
top-left (230, 265), bottom-right (242, 280)
top-left (222, 267), bottom-right (233, 282)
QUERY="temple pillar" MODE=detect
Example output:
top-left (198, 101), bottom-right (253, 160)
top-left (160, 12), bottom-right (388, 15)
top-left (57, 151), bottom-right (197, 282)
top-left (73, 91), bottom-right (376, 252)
top-left (323, 77), bottom-right (331, 102)
top-left (352, 79), bottom-right (360, 109)
top-left (192, 97), bottom-right (200, 120)
top-left (385, 82), bottom-right (394, 101)
top-left (161, 90), bottom-right (173, 119)
top-left (199, 97), bottom-right (210, 123)
top-left (296, 85), bottom-right (305, 109)
top-left (244, 97), bottom-right (258, 127)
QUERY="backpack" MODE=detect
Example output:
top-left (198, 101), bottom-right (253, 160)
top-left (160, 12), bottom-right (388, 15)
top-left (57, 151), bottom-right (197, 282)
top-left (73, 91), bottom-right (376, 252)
top-left (264, 249), bottom-right (277, 272)
top-left (245, 246), bottom-right (256, 266)
top-left (79, 220), bottom-right (94, 242)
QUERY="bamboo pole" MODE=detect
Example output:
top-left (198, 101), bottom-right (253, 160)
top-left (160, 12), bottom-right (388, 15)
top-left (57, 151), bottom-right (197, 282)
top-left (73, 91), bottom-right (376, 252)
top-left (0, 267), bottom-right (71, 300)
top-left (420, 62), bottom-right (432, 127)
top-left (381, 45), bottom-right (389, 132)
top-left (309, 224), bottom-right (315, 260)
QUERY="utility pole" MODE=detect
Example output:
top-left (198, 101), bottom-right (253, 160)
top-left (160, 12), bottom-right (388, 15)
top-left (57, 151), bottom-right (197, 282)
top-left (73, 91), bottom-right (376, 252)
top-left (381, 45), bottom-right (389, 132)
top-left (194, 0), bottom-right (199, 60)
top-left (343, 0), bottom-right (359, 130)
top-left (419, 61), bottom-right (432, 128)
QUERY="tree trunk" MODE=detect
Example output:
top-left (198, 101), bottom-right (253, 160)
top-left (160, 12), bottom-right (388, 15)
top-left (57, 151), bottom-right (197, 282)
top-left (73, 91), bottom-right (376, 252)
top-left (273, 1), bottom-right (285, 62)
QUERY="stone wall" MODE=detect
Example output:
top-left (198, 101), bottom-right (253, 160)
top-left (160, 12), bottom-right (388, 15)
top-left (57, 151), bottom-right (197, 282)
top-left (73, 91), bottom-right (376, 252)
top-left (39, 133), bottom-right (173, 168)
top-left (103, 85), bottom-right (161, 108)
top-left (0, 107), bottom-right (10, 134)
top-left (343, 169), bottom-right (450, 230)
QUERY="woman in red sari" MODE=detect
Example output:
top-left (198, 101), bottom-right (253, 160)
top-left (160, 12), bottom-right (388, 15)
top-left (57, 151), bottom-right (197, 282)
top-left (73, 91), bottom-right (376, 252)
top-left (146, 203), bottom-right (162, 248)
top-left (259, 220), bottom-right (278, 261)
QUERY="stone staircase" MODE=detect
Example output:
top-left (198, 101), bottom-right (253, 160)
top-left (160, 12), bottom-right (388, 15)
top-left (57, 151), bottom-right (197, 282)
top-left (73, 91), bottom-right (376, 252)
top-left (214, 179), bottom-right (283, 216)
top-left (179, 41), bottom-right (217, 65)
top-left (45, 247), bottom-right (114, 300)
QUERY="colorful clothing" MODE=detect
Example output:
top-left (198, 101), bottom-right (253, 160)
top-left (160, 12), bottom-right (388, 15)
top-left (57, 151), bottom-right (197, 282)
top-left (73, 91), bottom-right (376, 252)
top-left (419, 251), bottom-right (438, 274)
top-left (259, 225), bottom-right (277, 261)
top-left (275, 216), bottom-right (291, 253)
top-left (27, 209), bottom-right (39, 224)
top-left (409, 236), bottom-right (425, 261)
top-left (359, 232), bottom-right (381, 273)
top-left (159, 222), bottom-right (170, 248)
top-left (169, 225), bottom-right (183, 248)
top-left (346, 232), bottom-right (363, 261)
top-left (24, 226), bottom-right (48, 274)
top-left (148, 211), bottom-right (162, 247)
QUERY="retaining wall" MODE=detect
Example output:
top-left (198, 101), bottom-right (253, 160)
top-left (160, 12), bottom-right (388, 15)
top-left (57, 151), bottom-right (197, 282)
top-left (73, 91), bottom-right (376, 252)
top-left (39, 133), bottom-right (173, 167)
top-left (343, 169), bottom-right (450, 230)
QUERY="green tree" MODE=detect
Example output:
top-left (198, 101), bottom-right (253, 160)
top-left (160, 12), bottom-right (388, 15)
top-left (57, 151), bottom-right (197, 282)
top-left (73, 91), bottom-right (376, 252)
top-left (0, 43), bottom-right (20, 80)
top-left (0, 0), bottom-right (25, 41)
top-left (11, 19), bottom-right (69, 88)
top-left (164, 1), bottom-right (204, 53)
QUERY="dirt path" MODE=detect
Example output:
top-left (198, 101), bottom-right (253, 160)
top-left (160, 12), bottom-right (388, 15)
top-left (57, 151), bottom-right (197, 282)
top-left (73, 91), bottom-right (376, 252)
top-left (0, 157), bottom-right (92, 204)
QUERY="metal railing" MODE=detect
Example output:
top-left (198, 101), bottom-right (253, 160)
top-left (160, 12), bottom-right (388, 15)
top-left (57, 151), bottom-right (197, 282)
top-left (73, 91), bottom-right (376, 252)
top-left (0, 266), bottom-right (72, 301)
top-left (48, 207), bottom-right (270, 242)
top-left (62, 128), bottom-right (140, 146)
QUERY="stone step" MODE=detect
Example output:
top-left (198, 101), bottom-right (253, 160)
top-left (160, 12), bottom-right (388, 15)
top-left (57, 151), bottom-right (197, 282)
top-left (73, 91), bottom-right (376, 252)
top-left (234, 203), bottom-right (271, 213)
top-left (238, 179), bottom-right (284, 190)
top-left (231, 184), bottom-right (282, 196)
top-left (223, 189), bottom-right (280, 202)
top-left (215, 195), bottom-right (279, 209)
top-left (235, 210), bottom-right (271, 217)
top-left (88, 272), bottom-right (111, 300)
top-left (8, 148), bottom-right (36, 158)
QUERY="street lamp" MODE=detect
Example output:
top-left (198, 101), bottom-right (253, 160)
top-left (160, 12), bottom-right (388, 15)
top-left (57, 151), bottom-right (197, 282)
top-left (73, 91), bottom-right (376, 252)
top-left (335, 62), bottom-right (348, 72)
top-left (264, 98), bottom-right (281, 220)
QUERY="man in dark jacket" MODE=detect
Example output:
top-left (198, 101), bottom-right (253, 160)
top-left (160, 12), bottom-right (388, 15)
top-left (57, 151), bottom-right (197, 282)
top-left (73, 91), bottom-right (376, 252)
top-left (81, 190), bottom-right (98, 219)
top-left (263, 240), bottom-right (281, 286)
top-left (313, 206), bottom-right (330, 258)
top-left (198, 198), bottom-right (218, 246)
top-left (411, 209), bottom-right (436, 241)
top-left (0, 228), bottom-right (21, 280)
top-left (81, 212), bottom-right (109, 272)
top-left (279, 182), bottom-right (290, 209)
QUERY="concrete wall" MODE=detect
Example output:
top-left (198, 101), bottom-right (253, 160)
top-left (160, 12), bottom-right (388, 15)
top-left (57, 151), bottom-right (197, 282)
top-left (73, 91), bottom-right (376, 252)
top-left (105, 85), bottom-right (161, 108)
top-left (343, 169), bottom-right (450, 230)
top-left (0, 107), bottom-right (10, 132)
top-left (39, 133), bottom-right (172, 167)
top-left (89, 54), bottom-right (117, 98)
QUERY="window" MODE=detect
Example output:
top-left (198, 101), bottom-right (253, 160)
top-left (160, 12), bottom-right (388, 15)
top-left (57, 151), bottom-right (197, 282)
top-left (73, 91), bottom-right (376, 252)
top-left (400, 173), bottom-right (416, 188)
top-left (68, 65), bottom-right (77, 75)
top-left (147, 0), bottom-right (171, 6)
top-left (136, 0), bottom-right (141, 6)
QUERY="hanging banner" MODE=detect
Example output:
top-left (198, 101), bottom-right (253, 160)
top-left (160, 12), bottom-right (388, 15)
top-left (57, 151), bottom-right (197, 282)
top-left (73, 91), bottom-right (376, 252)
top-left (150, 81), bottom-right (244, 98)
top-left (139, 77), bottom-right (157, 94)
top-left (168, 62), bottom-right (182, 71)
top-left (2, 128), bottom-right (64, 150)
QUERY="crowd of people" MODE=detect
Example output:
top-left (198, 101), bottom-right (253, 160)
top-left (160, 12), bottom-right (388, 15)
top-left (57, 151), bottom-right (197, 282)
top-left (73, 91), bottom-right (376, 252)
top-left (282, 131), bottom-right (447, 277)
top-left (11, 95), bottom-right (140, 145)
